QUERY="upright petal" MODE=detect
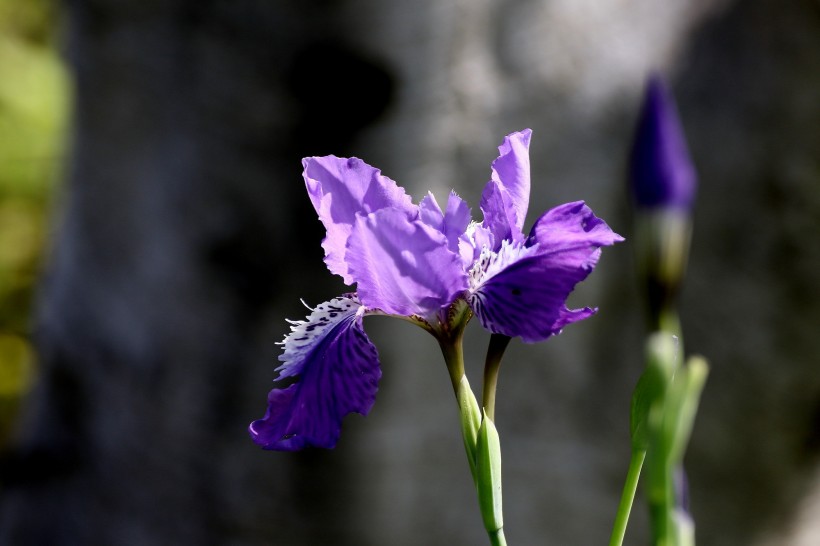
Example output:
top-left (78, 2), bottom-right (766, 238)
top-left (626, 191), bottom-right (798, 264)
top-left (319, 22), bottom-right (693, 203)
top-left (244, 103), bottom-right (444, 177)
top-left (303, 156), bottom-right (417, 284)
top-left (490, 129), bottom-right (532, 230)
top-left (249, 295), bottom-right (380, 451)
top-left (470, 202), bottom-right (622, 343)
top-left (479, 129), bottom-right (532, 245)
top-left (347, 208), bottom-right (468, 317)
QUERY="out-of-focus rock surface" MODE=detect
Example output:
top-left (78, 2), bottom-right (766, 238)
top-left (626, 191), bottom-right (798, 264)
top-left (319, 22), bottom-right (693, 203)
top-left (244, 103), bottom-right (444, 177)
top-left (1, 0), bottom-right (818, 544)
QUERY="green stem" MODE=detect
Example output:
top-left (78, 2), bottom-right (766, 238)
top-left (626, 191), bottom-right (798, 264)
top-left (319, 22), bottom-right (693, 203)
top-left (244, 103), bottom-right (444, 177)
top-left (482, 334), bottom-right (511, 421)
top-left (609, 449), bottom-right (646, 546)
top-left (439, 334), bottom-right (466, 396)
top-left (488, 528), bottom-right (507, 546)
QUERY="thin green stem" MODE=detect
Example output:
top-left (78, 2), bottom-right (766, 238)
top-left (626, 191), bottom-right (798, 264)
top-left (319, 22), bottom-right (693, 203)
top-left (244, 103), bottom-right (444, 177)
top-left (488, 528), bottom-right (507, 546)
top-left (482, 334), bottom-right (511, 421)
top-left (609, 449), bottom-right (646, 546)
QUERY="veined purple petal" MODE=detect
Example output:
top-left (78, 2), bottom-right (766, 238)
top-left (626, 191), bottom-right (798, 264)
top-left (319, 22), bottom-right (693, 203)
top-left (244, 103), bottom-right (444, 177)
top-left (468, 241), bottom-right (598, 343)
top-left (249, 295), bottom-right (380, 451)
top-left (480, 129), bottom-right (532, 246)
top-left (303, 156), bottom-right (416, 285)
top-left (347, 208), bottom-right (468, 317)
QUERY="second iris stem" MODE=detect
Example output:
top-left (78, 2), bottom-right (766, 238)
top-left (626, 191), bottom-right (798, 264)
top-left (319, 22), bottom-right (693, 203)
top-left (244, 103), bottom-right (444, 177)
top-left (483, 334), bottom-right (511, 421)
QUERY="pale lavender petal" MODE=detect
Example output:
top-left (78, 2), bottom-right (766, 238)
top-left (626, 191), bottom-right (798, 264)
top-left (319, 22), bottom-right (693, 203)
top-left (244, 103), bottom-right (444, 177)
top-left (443, 191), bottom-right (472, 246)
top-left (249, 295), bottom-right (380, 451)
top-left (468, 242), bottom-right (598, 343)
top-left (418, 192), bottom-right (444, 232)
top-left (347, 208), bottom-right (468, 316)
top-left (479, 130), bottom-right (532, 246)
top-left (303, 156), bottom-right (416, 284)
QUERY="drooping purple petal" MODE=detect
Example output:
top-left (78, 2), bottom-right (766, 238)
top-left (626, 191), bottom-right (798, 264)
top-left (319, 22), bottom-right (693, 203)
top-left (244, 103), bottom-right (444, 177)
top-left (347, 207), bottom-right (469, 317)
top-left (470, 201), bottom-right (622, 343)
top-left (468, 242), bottom-right (598, 343)
top-left (479, 129), bottom-right (532, 247)
top-left (249, 295), bottom-right (380, 451)
top-left (303, 156), bottom-right (417, 285)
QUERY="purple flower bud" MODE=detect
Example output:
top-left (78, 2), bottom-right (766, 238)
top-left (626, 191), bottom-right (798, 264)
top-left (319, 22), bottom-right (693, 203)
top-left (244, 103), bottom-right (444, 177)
top-left (629, 75), bottom-right (697, 210)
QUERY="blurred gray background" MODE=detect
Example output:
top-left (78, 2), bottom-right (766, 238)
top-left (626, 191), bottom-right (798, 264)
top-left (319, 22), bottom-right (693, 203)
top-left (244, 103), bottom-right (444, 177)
top-left (1, 0), bottom-right (819, 544)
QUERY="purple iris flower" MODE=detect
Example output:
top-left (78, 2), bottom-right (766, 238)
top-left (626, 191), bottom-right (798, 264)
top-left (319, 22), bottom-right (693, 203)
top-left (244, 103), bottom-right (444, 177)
top-left (250, 129), bottom-right (622, 451)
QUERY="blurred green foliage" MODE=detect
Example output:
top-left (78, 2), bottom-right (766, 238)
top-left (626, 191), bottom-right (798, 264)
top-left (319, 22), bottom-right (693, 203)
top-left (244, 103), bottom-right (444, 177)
top-left (0, 0), bottom-right (68, 447)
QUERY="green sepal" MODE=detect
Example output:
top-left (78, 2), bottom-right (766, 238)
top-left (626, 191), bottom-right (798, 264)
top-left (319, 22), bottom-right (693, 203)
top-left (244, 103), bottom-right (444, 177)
top-left (476, 410), bottom-right (503, 534)
top-left (457, 375), bottom-right (482, 482)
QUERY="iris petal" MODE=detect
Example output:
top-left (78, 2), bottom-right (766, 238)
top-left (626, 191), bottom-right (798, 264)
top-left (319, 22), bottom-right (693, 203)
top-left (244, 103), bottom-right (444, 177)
top-left (469, 241), bottom-right (597, 343)
top-left (347, 208), bottom-right (468, 317)
top-left (303, 156), bottom-right (416, 285)
top-left (249, 295), bottom-right (380, 451)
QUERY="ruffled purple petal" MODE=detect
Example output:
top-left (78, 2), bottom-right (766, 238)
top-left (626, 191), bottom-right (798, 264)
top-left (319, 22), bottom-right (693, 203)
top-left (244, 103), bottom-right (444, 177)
top-left (480, 129), bottom-right (532, 246)
top-left (470, 202), bottom-right (622, 343)
top-left (303, 156), bottom-right (416, 285)
top-left (348, 207), bottom-right (468, 317)
top-left (249, 295), bottom-right (380, 451)
top-left (527, 201), bottom-right (624, 253)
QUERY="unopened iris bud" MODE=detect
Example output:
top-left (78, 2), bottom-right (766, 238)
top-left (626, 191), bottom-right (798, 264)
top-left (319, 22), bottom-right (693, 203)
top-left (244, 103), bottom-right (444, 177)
top-left (629, 75), bottom-right (697, 332)
top-left (630, 75), bottom-right (696, 211)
